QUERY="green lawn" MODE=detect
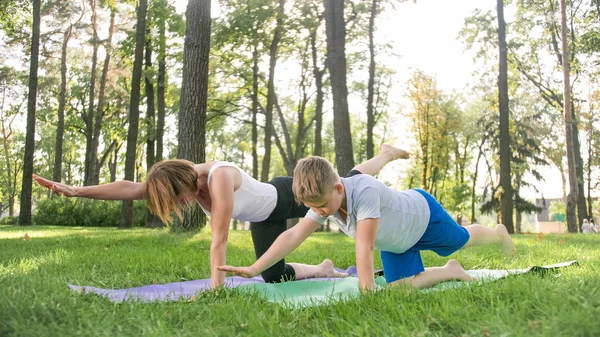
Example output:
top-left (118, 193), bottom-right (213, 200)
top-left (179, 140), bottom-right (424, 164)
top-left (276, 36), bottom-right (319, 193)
top-left (1, 225), bottom-right (599, 337)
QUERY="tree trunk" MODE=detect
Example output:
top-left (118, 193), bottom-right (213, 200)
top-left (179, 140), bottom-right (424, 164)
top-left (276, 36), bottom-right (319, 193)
top-left (84, 0), bottom-right (99, 186)
top-left (516, 208), bottom-right (522, 233)
top-left (90, 10), bottom-right (115, 186)
top-left (293, 55), bottom-right (309, 165)
top-left (19, 0), bottom-right (41, 226)
top-left (1, 106), bottom-right (14, 216)
top-left (310, 28), bottom-right (324, 157)
top-left (571, 116), bottom-right (588, 229)
top-left (587, 120), bottom-right (593, 219)
top-left (497, 0), bottom-right (514, 233)
top-left (109, 143), bottom-right (120, 183)
top-left (120, 0), bottom-right (147, 228)
top-left (52, 24), bottom-right (72, 189)
top-left (144, 27), bottom-right (163, 228)
top-left (145, 29), bottom-right (156, 171)
top-left (324, 0), bottom-right (354, 175)
top-left (559, 0), bottom-right (578, 233)
top-left (175, 0), bottom-right (211, 231)
top-left (251, 44), bottom-right (259, 179)
top-left (471, 140), bottom-right (484, 223)
top-left (515, 177), bottom-right (522, 233)
top-left (261, 0), bottom-right (285, 182)
top-left (366, 0), bottom-right (377, 159)
top-left (156, 4), bottom-right (166, 162)
top-left (247, 2), bottom-right (259, 180)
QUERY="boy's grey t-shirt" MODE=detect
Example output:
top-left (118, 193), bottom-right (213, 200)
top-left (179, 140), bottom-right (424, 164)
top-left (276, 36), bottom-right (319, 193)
top-left (305, 175), bottom-right (430, 254)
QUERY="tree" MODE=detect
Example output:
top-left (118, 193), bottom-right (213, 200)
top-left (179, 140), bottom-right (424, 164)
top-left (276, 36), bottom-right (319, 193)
top-left (0, 67), bottom-right (25, 216)
top-left (497, 0), bottom-right (514, 233)
top-left (18, 0), bottom-right (41, 226)
top-left (507, 0), bottom-right (590, 231)
top-left (49, 0), bottom-right (85, 190)
top-left (155, 0), bottom-right (168, 162)
top-left (120, 0), bottom-right (148, 228)
top-left (560, 0), bottom-right (578, 233)
top-left (365, 0), bottom-right (379, 159)
top-left (260, 0), bottom-right (285, 182)
top-left (83, 0), bottom-right (100, 186)
top-left (175, 0), bottom-right (211, 231)
top-left (324, 0), bottom-right (354, 175)
top-left (308, 5), bottom-right (325, 157)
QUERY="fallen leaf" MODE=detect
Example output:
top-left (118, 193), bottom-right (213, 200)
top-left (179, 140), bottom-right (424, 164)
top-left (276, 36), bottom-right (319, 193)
top-left (528, 320), bottom-right (541, 331)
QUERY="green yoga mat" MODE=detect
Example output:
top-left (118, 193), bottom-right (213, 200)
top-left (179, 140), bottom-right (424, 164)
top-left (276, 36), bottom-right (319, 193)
top-left (236, 261), bottom-right (579, 309)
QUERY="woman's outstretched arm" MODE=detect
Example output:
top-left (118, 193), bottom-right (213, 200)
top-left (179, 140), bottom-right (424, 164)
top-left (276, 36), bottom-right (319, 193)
top-left (33, 174), bottom-right (146, 200)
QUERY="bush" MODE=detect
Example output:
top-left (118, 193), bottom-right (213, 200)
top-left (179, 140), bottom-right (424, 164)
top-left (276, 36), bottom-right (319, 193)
top-left (0, 216), bottom-right (18, 226)
top-left (33, 197), bottom-right (147, 227)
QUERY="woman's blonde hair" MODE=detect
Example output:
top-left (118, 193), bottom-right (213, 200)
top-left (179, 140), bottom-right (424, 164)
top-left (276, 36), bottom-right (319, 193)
top-left (145, 159), bottom-right (198, 224)
top-left (292, 156), bottom-right (339, 204)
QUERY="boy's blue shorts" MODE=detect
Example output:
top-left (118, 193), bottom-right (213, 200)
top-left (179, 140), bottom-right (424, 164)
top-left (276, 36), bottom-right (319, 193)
top-left (380, 188), bottom-right (470, 283)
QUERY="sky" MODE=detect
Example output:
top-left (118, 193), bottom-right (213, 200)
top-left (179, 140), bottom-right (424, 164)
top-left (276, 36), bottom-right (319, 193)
top-left (160, 0), bottom-right (564, 199)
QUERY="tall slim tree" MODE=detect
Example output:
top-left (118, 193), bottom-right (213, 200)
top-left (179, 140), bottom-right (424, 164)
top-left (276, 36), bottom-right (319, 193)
top-left (366, 0), bottom-right (378, 159)
top-left (497, 0), bottom-right (514, 232)
top-left (310, 21), bottom-right (325, 157)
top-left (560, 0), bottom-right (578, 233)
top-left (324, 0), bottom-right (354, 174)
top-left (120, 0), bottom-right (148, 228)
top-left (249, 0), bottom-right (260, 179)
top-left (90, 8), bottom-right (115, 186)
top-left (53, 2), bottom-right (85, 189)
top-left (176, 0), bottom-right (211, 230)
top-left (84, 0), bottom-right (100, 186)
top-left (260, 0), bottom-right (285, 182)
top-left (19, 0), bottom-right (41, 227)
top-left (156, 0), bottom-right (167, 162)
top-left (145, 29), bottom-right (156, 171)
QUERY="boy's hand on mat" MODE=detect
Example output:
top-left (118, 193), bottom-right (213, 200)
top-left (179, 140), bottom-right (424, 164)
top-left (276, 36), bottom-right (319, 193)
top-left (33, 174), bottom-right (78, 197)
top-left (217, 265), bottom-right (258, 278)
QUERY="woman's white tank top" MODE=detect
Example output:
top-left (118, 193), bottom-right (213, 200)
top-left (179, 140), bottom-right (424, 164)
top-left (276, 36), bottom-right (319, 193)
top-left (199, 161), bottom-right (278, 222)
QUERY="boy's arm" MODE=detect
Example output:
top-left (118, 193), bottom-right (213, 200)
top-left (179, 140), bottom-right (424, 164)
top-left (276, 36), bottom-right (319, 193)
top-left (218, 217), bottom-right (321, 277)
top-left (356, 218), bottom-right (378, 291)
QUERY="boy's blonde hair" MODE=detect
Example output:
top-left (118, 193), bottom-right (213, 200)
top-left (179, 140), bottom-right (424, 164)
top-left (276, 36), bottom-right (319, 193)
top-left (292, 156), bottom-right (339, 204)
top-left (145, 159), bottom-right (198, 224)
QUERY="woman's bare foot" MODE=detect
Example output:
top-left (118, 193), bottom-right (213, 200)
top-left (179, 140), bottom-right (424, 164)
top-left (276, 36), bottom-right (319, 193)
top-left (381, 144), bottom-right (410, 160)
top-left (495, 224), bottom-right (517, 256)
top-left (445, 259), bottom-right (476, 282)
top-left (315, 259), bottom-right (348, 278)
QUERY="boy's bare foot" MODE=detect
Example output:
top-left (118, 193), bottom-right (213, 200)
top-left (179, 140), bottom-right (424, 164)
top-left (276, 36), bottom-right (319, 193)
top-left (445, 259), bottom-right (476, 282)
top-left (381, 144), bottom-right (410, 160)
top-left (315, 259), bottom-right (348, 278)
top-left (495, 224), bottom-right (517, 256)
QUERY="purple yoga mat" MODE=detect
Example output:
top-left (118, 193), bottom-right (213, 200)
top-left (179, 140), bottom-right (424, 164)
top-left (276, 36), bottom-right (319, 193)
top-left (69, 267), bottom-right (362, 303)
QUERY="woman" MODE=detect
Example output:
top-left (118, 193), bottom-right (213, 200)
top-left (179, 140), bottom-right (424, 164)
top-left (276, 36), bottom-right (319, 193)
top-left (34, 145), bottom-right (409, 287)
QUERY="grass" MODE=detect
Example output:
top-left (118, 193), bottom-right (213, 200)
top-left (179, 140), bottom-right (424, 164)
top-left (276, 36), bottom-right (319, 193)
top-left (1, 225), bottom-right (599, 337)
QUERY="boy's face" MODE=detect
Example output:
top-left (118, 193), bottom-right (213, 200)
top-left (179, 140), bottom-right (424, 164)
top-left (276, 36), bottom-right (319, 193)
top-left (303, 182), bottom-right (344, 217)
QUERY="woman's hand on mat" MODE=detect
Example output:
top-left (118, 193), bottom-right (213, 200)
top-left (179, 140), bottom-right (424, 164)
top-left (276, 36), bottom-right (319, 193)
top-left (33, 174), bottom-right (79, 197)
top-left (217, 265), bottom-right (258, 278)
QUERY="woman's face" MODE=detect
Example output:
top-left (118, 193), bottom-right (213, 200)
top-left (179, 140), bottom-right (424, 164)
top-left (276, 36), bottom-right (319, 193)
top-left (177, 192), bottom-right (196, 206)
